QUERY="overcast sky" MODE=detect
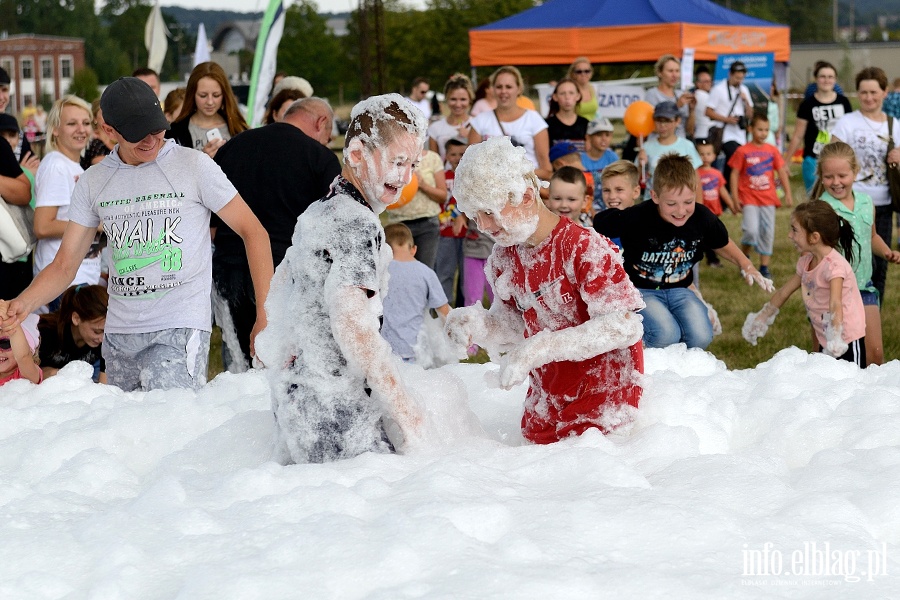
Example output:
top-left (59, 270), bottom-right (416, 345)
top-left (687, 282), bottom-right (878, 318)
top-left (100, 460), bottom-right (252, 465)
top-left (158, 0), bottom-right (426, 15)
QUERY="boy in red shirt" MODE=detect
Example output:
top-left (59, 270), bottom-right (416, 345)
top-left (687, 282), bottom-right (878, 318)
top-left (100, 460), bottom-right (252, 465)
top-left (728, 114), bottom-right (793, 279)
top-left (445, 137), bottom-right (645, 443)
top-left (696, 140), bottom-right (737, 267)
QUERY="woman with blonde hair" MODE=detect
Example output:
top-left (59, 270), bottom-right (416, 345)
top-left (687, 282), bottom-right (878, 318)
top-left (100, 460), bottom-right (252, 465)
top-left (167, 61), bottom-right (248, 158)
top-left (469, 65), bottom-right (551, 179)
top-left (644, 54), bottom-right (695, 138)
top-left (567, 57), bottom-right (598, 121)
top-left (428, 73), bottom-right (474, 159)
top-left (34, 95), bottom-right (102, 305)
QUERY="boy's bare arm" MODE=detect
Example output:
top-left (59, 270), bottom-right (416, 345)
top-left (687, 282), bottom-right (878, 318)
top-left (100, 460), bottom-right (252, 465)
top-left (719, 184), bottom-right (739, 213)
top-left (2, 223), bottom-right (97, 332)
top-left (714, 239), bottom-right (774, 291)
top-left (729, 168), bottom-right (741, 207)
top-left (331, 285), bottom-right (421, 440)
top-left (776, 165), bottom-right (793, 206)
top-left (216, 194), bottom-right (275, 357)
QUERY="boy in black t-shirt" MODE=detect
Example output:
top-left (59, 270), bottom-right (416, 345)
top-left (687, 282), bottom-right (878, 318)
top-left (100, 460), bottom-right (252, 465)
top-left (593, 154), bottom-right (772, 349)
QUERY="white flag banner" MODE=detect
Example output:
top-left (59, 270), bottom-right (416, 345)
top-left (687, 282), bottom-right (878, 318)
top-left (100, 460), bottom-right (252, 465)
top-left (144, 0), bottom-right (168, 75)
top-left (194, 22), bottom-right (211, 67)
top-left (247, 0), bottom-right (286, 127)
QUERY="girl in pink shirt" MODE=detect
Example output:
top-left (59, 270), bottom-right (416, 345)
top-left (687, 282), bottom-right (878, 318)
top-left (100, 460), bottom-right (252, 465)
top-left (743, 200), bottom-right (866, 366)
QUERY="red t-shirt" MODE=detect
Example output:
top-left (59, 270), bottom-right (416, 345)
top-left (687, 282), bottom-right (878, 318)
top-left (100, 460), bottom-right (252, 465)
top-left (727, 143), bottom-right (784, 207)
top-left (697, 166), bottom-right (726, 215)
top-left (488, 217), bottom-right (645, 444)
top-left (439, 169), bottom-right (468, 238)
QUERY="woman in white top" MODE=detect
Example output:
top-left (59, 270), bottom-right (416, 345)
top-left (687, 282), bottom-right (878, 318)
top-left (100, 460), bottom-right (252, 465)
top-left (831, 66), bottom-right (900, 303)
top-left (428, 73), bottom-right (474, 161)
top-left (33, 95), bottom-right (102, 308)
top-left (469, 65), bottom-right (551, 179)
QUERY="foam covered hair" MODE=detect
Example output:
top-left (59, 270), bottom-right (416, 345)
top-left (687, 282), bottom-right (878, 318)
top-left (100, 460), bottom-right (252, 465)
top-left (453, 136), bottom-right (540, 216)
top-left (343, 93), bottom-right (427, 161)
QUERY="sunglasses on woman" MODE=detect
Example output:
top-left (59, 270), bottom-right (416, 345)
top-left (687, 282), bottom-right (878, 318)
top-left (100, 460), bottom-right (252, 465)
top-left (574, 69), bottom-right (592, 75)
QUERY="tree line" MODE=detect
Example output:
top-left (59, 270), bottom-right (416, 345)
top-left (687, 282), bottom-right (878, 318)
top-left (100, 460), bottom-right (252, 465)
top-left (0, 0), bottom-right (842, 106)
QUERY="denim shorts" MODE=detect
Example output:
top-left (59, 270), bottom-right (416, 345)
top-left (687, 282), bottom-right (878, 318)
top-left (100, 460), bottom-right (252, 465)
top-left (861, 289), bottom-right (879, 307)
top-left (104, 328), bottom-right (211, 392)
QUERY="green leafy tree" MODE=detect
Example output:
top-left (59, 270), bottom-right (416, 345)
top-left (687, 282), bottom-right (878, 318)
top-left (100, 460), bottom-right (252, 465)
top-left (68, 68), bottom-right (101, 102)
top-left (277, 0), bottom-right (348, 99)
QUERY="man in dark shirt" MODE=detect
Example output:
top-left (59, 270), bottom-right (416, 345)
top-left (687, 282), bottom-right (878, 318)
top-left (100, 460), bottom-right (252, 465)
top-left (213, 97), bottom-right (342, 369)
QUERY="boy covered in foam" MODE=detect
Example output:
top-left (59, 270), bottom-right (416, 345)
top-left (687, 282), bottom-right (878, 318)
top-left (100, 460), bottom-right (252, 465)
top-left (256, 94), bottom-right (427, 464)
top-left (445, 137), bottom-right (645, 443)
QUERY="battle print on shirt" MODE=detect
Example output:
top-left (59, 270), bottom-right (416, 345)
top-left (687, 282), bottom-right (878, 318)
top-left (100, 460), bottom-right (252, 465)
top-left (635, 237), bottom-right (700, 285)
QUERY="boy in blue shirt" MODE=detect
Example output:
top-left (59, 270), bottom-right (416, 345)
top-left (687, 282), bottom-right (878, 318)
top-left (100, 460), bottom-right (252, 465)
top-left (381, 223), bottom-right (450, 363)
top-left (580, 117), bottom-right (619, 212)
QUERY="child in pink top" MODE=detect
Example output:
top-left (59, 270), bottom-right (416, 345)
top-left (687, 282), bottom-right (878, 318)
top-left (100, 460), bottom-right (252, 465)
top-left (0, 307), bottom-right (42, 385)
top-left (743, 201), bottom-right (866, 366)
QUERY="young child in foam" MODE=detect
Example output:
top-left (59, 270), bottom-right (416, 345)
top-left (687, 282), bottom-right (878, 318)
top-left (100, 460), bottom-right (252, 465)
top-left (445, 136), bottom-right (645, 443)
top-left (0, 303), bottom-right (41, 385)
top-left (743, 200), bottom-right (867, 366)
top-left (381, 224), bottom-right (450, 363)
top-left (256, 94), bottom-right (427, 464)
top-left (594, 154), bottom-right (772, 350)
top-left (806, 141), bottom-right (900, 365)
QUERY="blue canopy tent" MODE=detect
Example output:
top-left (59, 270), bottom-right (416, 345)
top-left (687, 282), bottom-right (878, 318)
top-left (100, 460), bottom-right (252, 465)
top-left (469, 0), bottom-right (790, 67)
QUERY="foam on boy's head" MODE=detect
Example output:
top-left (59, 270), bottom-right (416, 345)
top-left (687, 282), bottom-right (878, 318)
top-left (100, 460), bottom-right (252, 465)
top-left (453, 136), bottom-right (540, 216)
top-left (343, 93), bottom-right (427, 160)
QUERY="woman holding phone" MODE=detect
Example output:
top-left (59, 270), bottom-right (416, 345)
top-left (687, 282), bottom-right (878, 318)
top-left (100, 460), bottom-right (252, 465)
top-left (167, 62), bottom-right (248, 158)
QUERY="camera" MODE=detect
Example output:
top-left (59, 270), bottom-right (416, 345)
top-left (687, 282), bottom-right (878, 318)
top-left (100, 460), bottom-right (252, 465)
top-left (737, 116), bottom-right (748, 130)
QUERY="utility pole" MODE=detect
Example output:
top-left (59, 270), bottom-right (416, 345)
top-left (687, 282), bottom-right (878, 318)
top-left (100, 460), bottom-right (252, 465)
top-left (358, 0), bottom-right (385, 97)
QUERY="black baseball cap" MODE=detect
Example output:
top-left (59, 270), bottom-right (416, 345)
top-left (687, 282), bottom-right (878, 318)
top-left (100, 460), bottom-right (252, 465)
top-left (0, 66), bottom-right (9, 86)
top-left (100, 77), bottom-right (169, 143)
top-left (730, 61), bottom-right (747, 73)
top-left (0, 113), bottom-right (19, 133)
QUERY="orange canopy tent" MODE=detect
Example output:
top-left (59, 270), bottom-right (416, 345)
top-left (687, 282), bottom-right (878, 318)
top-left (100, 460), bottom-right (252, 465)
top-left (469, 0), bottom-right (790, 67)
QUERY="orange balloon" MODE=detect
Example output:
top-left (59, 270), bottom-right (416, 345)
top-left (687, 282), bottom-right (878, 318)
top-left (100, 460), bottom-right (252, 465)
top-left (386, 177), bottom-right (419, 210)
top-left (623, 100), bottom-right (655, 137)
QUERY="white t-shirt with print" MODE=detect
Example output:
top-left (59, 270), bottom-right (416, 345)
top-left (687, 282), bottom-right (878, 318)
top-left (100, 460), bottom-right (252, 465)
top-left (33, 150), bottom-right (102, 285)
top-left (831, 111), bottom-right (900, 207)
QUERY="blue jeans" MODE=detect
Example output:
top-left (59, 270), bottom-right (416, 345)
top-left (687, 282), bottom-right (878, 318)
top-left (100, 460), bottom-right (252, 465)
top-left (802, 156), bottom-right (818, 193)
top-left (639, 287), bottom-right (713, 350)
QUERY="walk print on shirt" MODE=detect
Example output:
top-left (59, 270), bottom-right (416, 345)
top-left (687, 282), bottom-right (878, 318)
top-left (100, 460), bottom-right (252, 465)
top-left (637, 238), bottom-right (698, 285)
top-left (106, 193), bottom-right (188, 297)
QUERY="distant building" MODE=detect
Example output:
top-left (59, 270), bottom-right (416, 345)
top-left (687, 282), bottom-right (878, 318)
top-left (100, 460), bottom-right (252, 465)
top-left (0, 33), bottom-right (85, 114)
